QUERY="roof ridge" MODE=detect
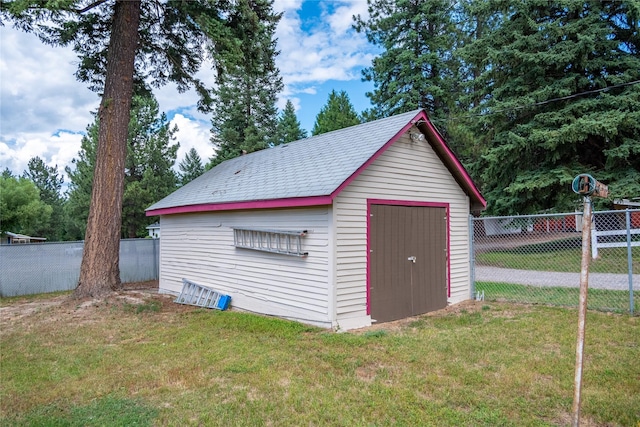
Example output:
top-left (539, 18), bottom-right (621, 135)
top-left (146, 108), bottom-right (486, 214)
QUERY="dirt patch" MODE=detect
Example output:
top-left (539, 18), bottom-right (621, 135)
top-left (0, 280), bottom-right (199, 332)
top-left (552, 412), bottom-right (604, 427)
top-left (122, 280), bottom-right (160, 291)
top-left (0, 295), bottom-right (68, 323)
top-left (350, 300), bottom-right (486, 334)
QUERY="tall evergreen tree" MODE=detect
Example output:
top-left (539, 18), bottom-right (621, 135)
top-left (311, 90), bottom-right (361, 135)
top-left (178, 148), bottom-right (205, 185)
top-left (354, 0), bottom-right (463, 123)
top-left (209, 0), bottom-right (283, 167)
top-left (23, 156), bottom-right (66, 240)
top-left (123, 95), bottom-right (179, 238)
top-left (66, 94), bottom-right (179, 240)
top-left (275, 100), bottom-right (306, 144)
top-left (465, 0), bottom-right (640, 214)
top-left (65, 121), bottom-right (98, 241)
top-left (353, 0), bottom-right (639, 214)
top-left (2, 0), bottom-right (238, 297)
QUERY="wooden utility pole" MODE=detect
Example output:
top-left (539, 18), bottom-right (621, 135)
top-left (570, 174), bottom-right (608, 427)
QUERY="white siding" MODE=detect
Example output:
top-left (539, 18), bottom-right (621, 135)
top-left (334, 127), bottom-right (472, 327)
top-left (159, 207), bottom-right (332, 327)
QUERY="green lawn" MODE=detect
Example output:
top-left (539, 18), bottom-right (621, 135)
top-left (1, 293), bottom-right (638, 426)
top-left (476, 241), bottom-right (639, 274)
top-left (476, 282), bottom-right (640, 314)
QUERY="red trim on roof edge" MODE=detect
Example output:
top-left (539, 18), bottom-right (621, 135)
top-left (146, 110), bottom-right (485, 216)
top-left (329, 110), bottom-right (485, 209)
top-left (146, 195), bottom-right (333, 216)
top-left (330, 117), bottom-right (417, 199)
top-left (416, 111), bottom-right (487, 209)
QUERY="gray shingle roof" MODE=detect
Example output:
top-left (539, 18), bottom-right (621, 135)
top-left (147, 109), bottom-right (423, 212)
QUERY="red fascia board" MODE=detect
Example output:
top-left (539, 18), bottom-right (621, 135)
top-left (146, 116), bottom-right (417, 217)
top-left (367, 198), bottom-right (449, 208)
top-left (329, 117), bottom-right (416, 199)
top-left (416, 111), bottom-right (487, 209)
top-left (145, 195), bottom-right (333, 216)
top-left (146, 110), bottom-right (485, 216)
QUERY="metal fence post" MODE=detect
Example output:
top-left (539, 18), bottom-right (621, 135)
top-left (590, 221), bottom-right (598, 259)
top-left (469, 215), bottom-right (475, 299)
top-left (626, 209), bottom-right (634, 315)
top-left (153, 237), bottom-right (159, 280)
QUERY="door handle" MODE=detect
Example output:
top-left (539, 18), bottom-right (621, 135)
top-left (407, 256), bottom-right (416, 263)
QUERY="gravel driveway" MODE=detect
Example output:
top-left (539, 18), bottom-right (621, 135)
top-left (475, 266), bottom-right (639, 291)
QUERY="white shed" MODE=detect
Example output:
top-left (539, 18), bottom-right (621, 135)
top-left (146, 222), bottom-right (160, 239)
top-left (146, 109), bottom-right (486, 330)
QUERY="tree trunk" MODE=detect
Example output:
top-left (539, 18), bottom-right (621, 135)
top-left (74, 0), bottom-right (141, 298)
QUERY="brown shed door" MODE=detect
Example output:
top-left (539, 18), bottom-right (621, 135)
top-left (369, 204), bottom-right (447, 323)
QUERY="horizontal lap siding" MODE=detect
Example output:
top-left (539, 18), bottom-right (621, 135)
top-left (334, 129), bottom-right (471, 321)
top-left (159, 207), bottom-right (331, 325)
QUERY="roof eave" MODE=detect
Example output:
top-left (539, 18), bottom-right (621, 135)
top-left (415, 111), bottom-right (487, 210)
top-left (146, 195), bottom-right (334, 216)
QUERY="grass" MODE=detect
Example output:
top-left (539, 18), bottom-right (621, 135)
top-left (1, 293), bottom-right (639, 426)
top-left (476, 243), bottom-right (639, 274)
top-left (5, 395), bottom-right (157, 426)
top-left (476, 282), bottom-right (640, 314)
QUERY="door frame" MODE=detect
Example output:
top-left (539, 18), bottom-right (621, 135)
top-left (366, 199), bottom-right (451, 316)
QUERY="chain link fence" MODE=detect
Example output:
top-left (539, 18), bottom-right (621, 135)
top-left (0, 239), bottom-right (159, 297)
top-left (471, 209), bottom-right (639, 315)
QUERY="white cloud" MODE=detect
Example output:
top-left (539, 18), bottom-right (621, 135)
top-left (0, 28), bottom-right (95, 179)
top-left (171, 114), bottom-right (215, 169)
top-left (0, 131), bottom-right (83, 180)
top-left (274, 0), bottom-right (375, 93)
top-left (0, 0), bottom-right (375, 180)
top-left (326, 1), bottom-right (370, 34)
top-left (0, 29), bottom-right (98, 135)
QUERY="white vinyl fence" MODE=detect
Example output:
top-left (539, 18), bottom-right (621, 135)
top-left (0, 239), bottom-right (159, 297)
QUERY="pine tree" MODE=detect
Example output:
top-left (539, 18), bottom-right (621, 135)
top-left (66, 94), bottom-right (179, 240)
top-left (65, 120), bottom-right (98, 241)
top-left (275, 100), bottom-right (306, 144)
top-left (209, 0), bottom-right (283, 167)
top-left (353, 0), bottom-right (639, 214)
top-left (179, 148), bottom-right (205, 185)
top-left (354, 0), bottom-right (463, 123)
top-left (2, 0), bottom-right (239, 297)
top-left (122, 95), bottom-right (179, 238)
top-left (465, 0), bottom-right (640, 214)
top-left (23, 156), bottom-right (65, 240)
top-left (311, 90), bottom-right (361, 135)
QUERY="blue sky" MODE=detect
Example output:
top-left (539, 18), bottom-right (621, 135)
top-left (0, 0), bottom-right (377, 181)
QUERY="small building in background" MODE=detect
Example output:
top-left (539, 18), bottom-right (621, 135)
top-left (146, 222), bottom-right (160, 239)
top-left (614, 198), bottom-right (640, 228)
top-left (2, 232), bottom-right (47, 245)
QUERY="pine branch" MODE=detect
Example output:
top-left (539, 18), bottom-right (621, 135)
top-left (18, 0), bottom-right (109, 14)
top-left (74, 0), bottom-right (109, 14)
